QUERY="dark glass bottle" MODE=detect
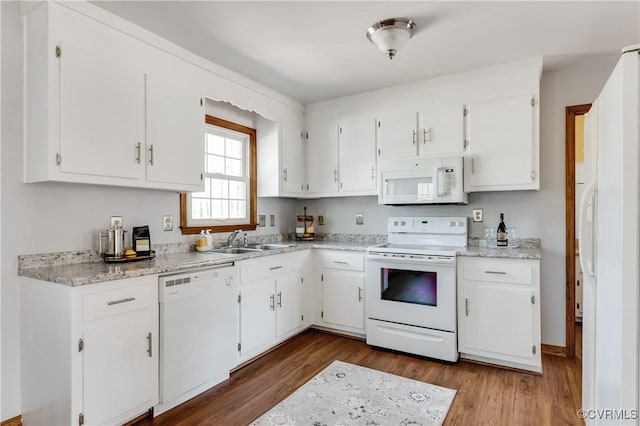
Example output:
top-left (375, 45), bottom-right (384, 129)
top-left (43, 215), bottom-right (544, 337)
top-left (497, 213), bottom-right (508, 247)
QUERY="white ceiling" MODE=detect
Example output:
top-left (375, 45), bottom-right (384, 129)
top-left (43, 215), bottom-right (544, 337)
top-left (92, 1), bottom-right (640, 104)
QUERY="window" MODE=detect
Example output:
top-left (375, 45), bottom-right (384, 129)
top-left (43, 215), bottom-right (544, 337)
top-left (180, 115), bottom-right (257, 234)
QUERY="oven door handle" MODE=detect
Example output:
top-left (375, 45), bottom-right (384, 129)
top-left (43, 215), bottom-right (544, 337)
top-left (366, 254), bottom-right (456, 266)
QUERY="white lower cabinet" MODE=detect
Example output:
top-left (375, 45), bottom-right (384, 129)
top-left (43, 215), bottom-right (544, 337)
top-left (315, 251), bottom-right (365, 334)
top-left (238, 251), bottom-right (310, 362)
top-left (21, 276), bottom-right (158, 426)
top-left (457, 256), bottom-right (541, 373)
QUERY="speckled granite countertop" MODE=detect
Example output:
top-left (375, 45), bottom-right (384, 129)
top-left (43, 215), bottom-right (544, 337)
top-left (457, 238), bottom-right (541, 260)
top-left (18, 234), bottom-right (541, 287)
top-left (18, 239), bottom-right (376, 287)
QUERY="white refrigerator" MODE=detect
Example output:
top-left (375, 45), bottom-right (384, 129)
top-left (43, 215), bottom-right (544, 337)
top-left (579, 45), bottom-right (639, 424)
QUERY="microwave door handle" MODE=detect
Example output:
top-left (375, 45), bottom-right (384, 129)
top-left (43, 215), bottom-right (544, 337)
top-left (436, 168), bottom-right (445, 197)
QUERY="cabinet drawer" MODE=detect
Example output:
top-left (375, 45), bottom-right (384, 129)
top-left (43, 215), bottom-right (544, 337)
top-left (240, 252), bottom-right (304, 283)
top-left (319, 251), bottom-right (364, 272)
top-left (460, 257), bottom-right (536, 286)
top-left (82, 283), bottom-right (155, 322)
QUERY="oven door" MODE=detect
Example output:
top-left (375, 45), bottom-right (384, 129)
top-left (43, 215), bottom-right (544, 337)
top-left (366, 254), bottom-right (456, 332)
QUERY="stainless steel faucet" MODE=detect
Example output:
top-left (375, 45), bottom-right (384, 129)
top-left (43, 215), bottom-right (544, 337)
top-left (227, 229), bottom-right (243, 247)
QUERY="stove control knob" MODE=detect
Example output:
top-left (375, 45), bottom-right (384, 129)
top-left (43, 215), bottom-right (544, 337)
top-left (400, 221), bottom-right (406, 226)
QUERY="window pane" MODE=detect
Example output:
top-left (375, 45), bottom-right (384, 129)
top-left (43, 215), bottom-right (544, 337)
top-left (207, 154), bottom-right (225, 174)
top-left (226, 138), bottom-right (243, 159)
top-left (226, 158), bottom-right (243, 177)
top-left (192, 178), bottom-right (211, 198)
top-left (229, 200), bottom-right (246, 219)
top-left (191, 198), bottom-right (211, 219)
top-left (207, 134), bottom-right (225, 155)
top-left (229, 181), bottom-right (246, 199)
top-left (212, 200), bottom-right (229, 219)
top-left (211, 178), bottom-right (229, 198)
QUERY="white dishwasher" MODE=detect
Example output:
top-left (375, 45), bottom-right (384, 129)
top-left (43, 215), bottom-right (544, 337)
top-left (156, 263), bottom-right (238, 415)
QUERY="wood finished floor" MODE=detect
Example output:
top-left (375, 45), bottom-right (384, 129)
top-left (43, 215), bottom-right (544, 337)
top-left (138, 329), bottom-right (582, 426)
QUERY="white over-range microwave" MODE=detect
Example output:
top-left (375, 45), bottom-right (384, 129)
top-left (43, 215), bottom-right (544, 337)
top-left (378, 156), bottom-right (468, 205)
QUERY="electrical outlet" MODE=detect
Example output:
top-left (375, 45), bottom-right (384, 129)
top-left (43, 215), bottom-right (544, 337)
top-left (472, 209), bottom-right (483, 222)
top-left (258, 215), bottom-right (266, 227)
top-left (110, 216), bottom-right (122, 228)
top-left (163, 215), bottom-right (173, 231)
top-left (318, 215), bottom-right (325, 225)
top-left (356, 213), bottom-right (364, 225)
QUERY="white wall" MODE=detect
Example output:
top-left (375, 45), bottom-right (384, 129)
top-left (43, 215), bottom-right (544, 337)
top-left (297, 56), bottom-right (619, 347)
top-left (0, 2), bottom-right (295, 419)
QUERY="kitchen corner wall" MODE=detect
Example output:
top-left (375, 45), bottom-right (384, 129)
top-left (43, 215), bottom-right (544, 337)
top-left (297, 54), bottom-right (618, 349)
top-left (0, 2), bottom-right (294, 419)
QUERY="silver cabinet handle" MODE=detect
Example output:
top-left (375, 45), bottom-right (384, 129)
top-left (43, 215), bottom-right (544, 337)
top-left (135, 142), bottom-right (142, 163)
top-left (371, 165), bottom-right (376, 180)
top-left (333, 169), bottom-right (339, 182)
top-left (277, 291), bottom-right (282, 308)
top-left (146, 332), bottom-right (152, 358)
top-left (333, 261), bottom-right (348, 265)
top-left (358, 287), bottom-right (363, 302)
top-left (269, 266), bottom-right (283, 270)
top-left (465, 298), bottom-right (469, 316)
top-left (423, 128), bottom-right (431, 144)
top-left (269, 294), bottom-right (275, 310)
top-left (283, 168), bottom-right (288, 182)
top-left (107, 297), bottom-right (135, 306)
top-left (484, 271), bottom-right (507, 275)
top-left (412, 129), bottom-right (417, 145)
top-left (470, 157), bottom-right (474, 174)
top-left (148, 144), bottom-right (154, 165)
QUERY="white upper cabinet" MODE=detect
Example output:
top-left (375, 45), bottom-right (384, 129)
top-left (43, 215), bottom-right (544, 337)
top-left (377, 106), bottom-right (466, 161)
top-left (306, 116), bottom-right (340, 195)
top-left (58, 42), bottom-right (146, 181)
top-left (464, 95), bottom-right (538, 191)
top-left (304, 114), bottom-right (377, 197)
top-left (24, 2), bottom-right (205, 191)
top-left (146, 68), bottom-right (204, 191)
top-left (256, 111), bottom-right (305, 197)
top-left (338, 119), bottom-right (377, 194)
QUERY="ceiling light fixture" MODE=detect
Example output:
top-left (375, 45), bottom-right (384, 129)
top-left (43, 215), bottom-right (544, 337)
top-left (366, 18), bottom-right (416, 60)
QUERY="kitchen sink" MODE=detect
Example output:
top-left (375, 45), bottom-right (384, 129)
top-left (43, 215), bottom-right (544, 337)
top-left (244, 243), bottom-right (296, 250)
top-left (207, 247), bottom-right (264, 254)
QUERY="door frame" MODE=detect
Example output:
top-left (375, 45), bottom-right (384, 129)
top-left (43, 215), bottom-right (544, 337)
top-left (565, 103), bottom-right (592, 359)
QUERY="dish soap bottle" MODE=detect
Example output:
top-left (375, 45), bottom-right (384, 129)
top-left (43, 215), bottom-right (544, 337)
top-left (205, 229), bottom-right (213, 248)
top-left (497, 213), bottom-right (508, 247)
top-left (197, 230), bottom-right (208, 249)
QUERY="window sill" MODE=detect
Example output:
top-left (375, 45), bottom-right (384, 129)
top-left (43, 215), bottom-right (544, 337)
top-left (180, 224), bottom-right (258, 235)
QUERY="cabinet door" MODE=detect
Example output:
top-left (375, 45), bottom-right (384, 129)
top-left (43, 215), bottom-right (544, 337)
top-left (419, 105), bottom-right (466, 156)
top-left (82, 309), bottom-right (156, 425)
top-left (376, 112), bottom-right (419, 160)
top-left (239, 279), bottom-right (276, 356)
top-left (338, 119), bottom-right (377, 194)
top-left (276, 271), bottom-right (304, 337)
top-left (322, 270), bottom-right (364, 330)
top-left (59, 41), bottom-right (145, 180)
top-left (146, 70), bottom-right (204, 191)
top-left (465, 95), bottom-right (536, 191)
top-left (281, 117), bottom-right (305, 195)
top-left (461, 283), bottom-right (534, 359)
top-left (306, 119), bottom-right (339, 194)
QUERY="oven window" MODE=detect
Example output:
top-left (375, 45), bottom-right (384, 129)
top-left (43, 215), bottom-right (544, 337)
top-left (381, 268), bottom-right (437, 306)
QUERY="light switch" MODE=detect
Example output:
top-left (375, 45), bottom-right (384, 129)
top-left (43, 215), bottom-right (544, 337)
top-left (318, 215), bottom-right (325, 225)
top-left (258, 215), bottom-right (266, 227)
top-left (356, 213), bottom-right (364, 225)
top-left (269, 215), bottom-right (275, 226)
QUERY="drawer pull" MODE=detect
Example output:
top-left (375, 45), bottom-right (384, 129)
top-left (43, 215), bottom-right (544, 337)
top-left (484, 271), bottom-right (507, 275)
top-left (269, 266), bottom-right (283, 270)
top-left (358, 287), bottom-right (362, 302)
top-left (277, 291), bottom-right (282, 308)
top-left (465, 298), bottom-right (469, 316)
top-left (270, 294), bottom-right (275, 311)
top-left (333, 261), bottom-right (348, 265)
top-left (146, 332), bottom-right (152, 358)
top-left (107, 297), bottom-right (136, 306)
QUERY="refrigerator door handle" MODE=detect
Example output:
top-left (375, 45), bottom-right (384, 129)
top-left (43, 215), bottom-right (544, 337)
top-left (578, 181), bottom-right (597, 279)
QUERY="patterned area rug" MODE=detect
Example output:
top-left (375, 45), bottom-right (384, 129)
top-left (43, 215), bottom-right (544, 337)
top-left (251, 360), bottom-right (456, 425)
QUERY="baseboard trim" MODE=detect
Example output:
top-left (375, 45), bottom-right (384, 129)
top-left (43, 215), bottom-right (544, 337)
top-left (1, 415), bottom-right (21, 426)
top-left (541, 343), bottom-right (567, 357)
